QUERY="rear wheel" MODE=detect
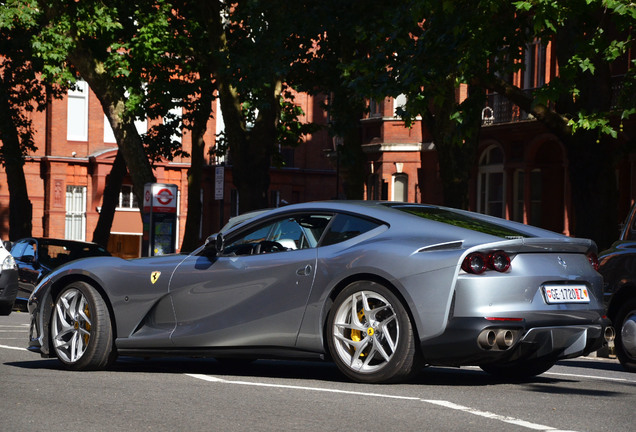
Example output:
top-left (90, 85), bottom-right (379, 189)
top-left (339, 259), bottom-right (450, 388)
top-left (480, 357), bottom-right (556, 380)
top-left (51, 281), bottom-right (116, 370)
top-left (613, 298), bottom-right (636, 372)
top-left (327, 281), bottom-right (420, 383)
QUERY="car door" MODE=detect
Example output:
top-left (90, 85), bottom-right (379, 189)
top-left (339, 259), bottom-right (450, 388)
top-left (12, 239), bottom-right (41, 302)
top-left (168, 213), bottom-right (332, 348)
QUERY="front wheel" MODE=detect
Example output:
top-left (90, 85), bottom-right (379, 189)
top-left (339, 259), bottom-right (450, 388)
top-left (613, 298), bottom-right (636, 372)
top-left (327, 281), bottom-right (420, 383)
top-left (480, 358), bottom-right (556, 380)
top-left (51, 281), bottom-right (116, 370)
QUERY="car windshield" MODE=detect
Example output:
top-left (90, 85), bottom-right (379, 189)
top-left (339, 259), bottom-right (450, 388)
top-left (388, 204), bottom-right (531, 239)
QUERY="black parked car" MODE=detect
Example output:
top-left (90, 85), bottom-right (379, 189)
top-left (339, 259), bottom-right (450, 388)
top-left (598, 205), bottom-right (636, 372)
top-left (9, 237), bottom-right (110, 310)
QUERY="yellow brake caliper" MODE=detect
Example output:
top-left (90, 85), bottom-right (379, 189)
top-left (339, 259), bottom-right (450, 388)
top-left (350, 309), bottom-right (366, 356)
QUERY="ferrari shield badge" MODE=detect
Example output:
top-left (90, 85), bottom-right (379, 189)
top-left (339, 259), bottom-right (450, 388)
top-left (150, 271), bottom-right (161, 284)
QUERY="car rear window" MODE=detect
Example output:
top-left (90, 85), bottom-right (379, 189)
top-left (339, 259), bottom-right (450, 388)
top-left (389, 204), bottom-right (531, 239)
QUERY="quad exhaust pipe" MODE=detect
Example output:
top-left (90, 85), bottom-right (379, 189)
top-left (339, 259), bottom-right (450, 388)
top-left (478, 329), bottom-right (517, 350)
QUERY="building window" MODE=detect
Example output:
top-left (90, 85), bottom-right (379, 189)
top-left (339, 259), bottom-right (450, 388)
top-left (529, 169), bottom-right (542, 227)
top-left (513, 170), bottom-right (524, 223)
top-left (118, 185), bottom-right (139, 209)
top-left (524, 40), bottom-right (547, 89)
top-left (67, 80), bottom-right (89, 141)
top-left (104, 115), bottom-right (116, 143)
top-left (104, 115), bottom-right (148, 144)
top-left (393, 94), bottom-right (407, 117)
top-left (477, 146), bottom-right (505, 218)
top-left (392, 173), bottom-right (408, 202)
top-left (166, 105), bottom-right (182, 144)
top-left (369, 99), bottom-right (382, 118)
top-left (65, 186), bottom-right (87, 241)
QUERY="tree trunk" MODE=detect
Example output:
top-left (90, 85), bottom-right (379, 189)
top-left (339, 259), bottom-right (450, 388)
top-left (68, 49), bottom-right (156, 205)
top-left (181, 85), bottom-right (213, 252)
top-left (220, 79), bottom-right (282, 214)
top-left (0, 82), bottom-right (32, 240)
top-left (553, 15), bottom-right (617, 249)
top-left (422, 78), bottom-right (483, 210)
top-left (92, 150), bottom-right (127, 247)
top-left (330, 90), bottom-right (366, 200)
top-left (564, 131), bottom-right (617, 250)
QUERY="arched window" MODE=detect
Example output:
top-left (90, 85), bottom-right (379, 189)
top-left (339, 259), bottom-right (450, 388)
top-left (477, 146), bottom-right (505, 217)
top-left (392, 173), bottom-right (408, 202)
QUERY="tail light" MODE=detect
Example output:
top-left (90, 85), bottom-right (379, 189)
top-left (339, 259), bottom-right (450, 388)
top-left (462, 250), bottom-right (511, 274)
top-left (587, 252), bottom-right (599, 271)
top-left (462, 253), bottom-right (488, 274)
top-left (489, 250), bottom-right (511, 272)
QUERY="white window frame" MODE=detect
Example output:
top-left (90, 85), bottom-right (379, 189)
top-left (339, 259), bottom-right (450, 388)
top-left (477, 146), bottom-right (505, 218)
top-left (391, 173), bottom-right (408, 202)
top-left (393, 94), bottom-right (407, 117)
top-left (117, 184), bottom-right (139, 210)
top-left (166, 105), bottom-right (183, 145)
top-left (67, 80), bottom-right (89, 141)
top-left (65, 186), bottom-right (87, 241)
top-left (104, 115), bottom-right (116, 143)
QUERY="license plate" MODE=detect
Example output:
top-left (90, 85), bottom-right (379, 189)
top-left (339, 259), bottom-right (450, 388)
top-left (543, 284), bottom-right (590, 304)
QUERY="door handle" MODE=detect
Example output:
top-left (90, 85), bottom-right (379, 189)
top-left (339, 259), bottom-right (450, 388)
top-left (296, 264), bottom-right (312, 276)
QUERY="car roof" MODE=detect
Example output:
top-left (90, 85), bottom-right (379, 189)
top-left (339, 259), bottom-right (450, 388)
top-left (221, 200), bottom-right (561, 241)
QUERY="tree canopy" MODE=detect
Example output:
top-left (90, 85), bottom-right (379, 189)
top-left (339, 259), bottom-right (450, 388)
top-left (1, 0), bottom-right (635, 250)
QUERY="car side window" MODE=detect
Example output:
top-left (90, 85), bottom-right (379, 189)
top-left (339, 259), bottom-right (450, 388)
top-left (320, 214), bottom-right (382, 246)
top-left (223, 213), bottom-right (333, 256)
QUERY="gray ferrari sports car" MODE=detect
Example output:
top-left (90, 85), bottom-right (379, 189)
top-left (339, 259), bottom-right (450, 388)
top-left (27, 201), bottom-right (613, 383)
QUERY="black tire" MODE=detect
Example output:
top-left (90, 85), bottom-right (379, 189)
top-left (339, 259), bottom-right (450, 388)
top-left (50, 281), bottom-right (116, 370)
top-left (326, 281), bottom-right (421, 383)
top-left (0, 302), bottom-right (12, 316)
top-left (480, 357), bottom-right (556, 380)
top-left (612, 298), bottom-right (636, 372)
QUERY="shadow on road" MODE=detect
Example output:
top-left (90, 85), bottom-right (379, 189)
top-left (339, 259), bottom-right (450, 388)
top-left (5, 354), bottom-right (628, 388)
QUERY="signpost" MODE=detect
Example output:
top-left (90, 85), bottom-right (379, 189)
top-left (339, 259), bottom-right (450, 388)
top-left (142, 183), bottom-right (178, 256)
top-left (215, 166), bottom-right (225, 230)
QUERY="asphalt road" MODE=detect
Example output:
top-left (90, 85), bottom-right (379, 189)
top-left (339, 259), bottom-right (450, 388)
top-left (1, 311), bottom-right (634, 432)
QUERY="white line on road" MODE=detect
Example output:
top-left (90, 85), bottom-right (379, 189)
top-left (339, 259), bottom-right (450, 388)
top-left (545, 371), bottom-right (634, 383)
top-left (0, 344), bottom-right (28, 351)
top-left (464, 365), bottom-right (636, 384)
top-left (185, 373), bottom-right (578, 432)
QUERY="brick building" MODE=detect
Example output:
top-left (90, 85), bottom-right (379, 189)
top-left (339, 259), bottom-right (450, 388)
top-left (357, 40), bottom-right (636, 239)
top-left (2, 38), bottom-right (634, 256)
top-left (0, 84), bottom-right (337, 257)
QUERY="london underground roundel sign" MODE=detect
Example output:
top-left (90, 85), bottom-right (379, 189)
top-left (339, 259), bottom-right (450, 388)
top-left (143, 183), bottom-right (178, 213)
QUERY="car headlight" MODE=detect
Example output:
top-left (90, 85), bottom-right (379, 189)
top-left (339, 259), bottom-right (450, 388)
top-left (2, 254), bottom-right (17, 271)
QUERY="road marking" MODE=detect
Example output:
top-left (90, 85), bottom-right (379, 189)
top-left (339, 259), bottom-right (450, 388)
top-left (0, 344), bottom-right (28, 351)
top-left (464, 365), bottom-right (636, 384)
top-left (545, 371), bottom-right (634, 383)
top-left (186, 373), bottom-right (578, 431)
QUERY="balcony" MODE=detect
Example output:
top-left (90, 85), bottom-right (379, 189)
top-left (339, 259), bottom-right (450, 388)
top-left (482, 76), bottom-right (625, 126)
top-left (481, 89), bottom-right (535, 126)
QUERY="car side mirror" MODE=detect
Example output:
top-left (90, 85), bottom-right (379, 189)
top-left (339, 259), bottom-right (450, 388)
top-left (204, 233), bottom-right (225, 255)
top-left (2, 241), bottom-right (12, 252)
